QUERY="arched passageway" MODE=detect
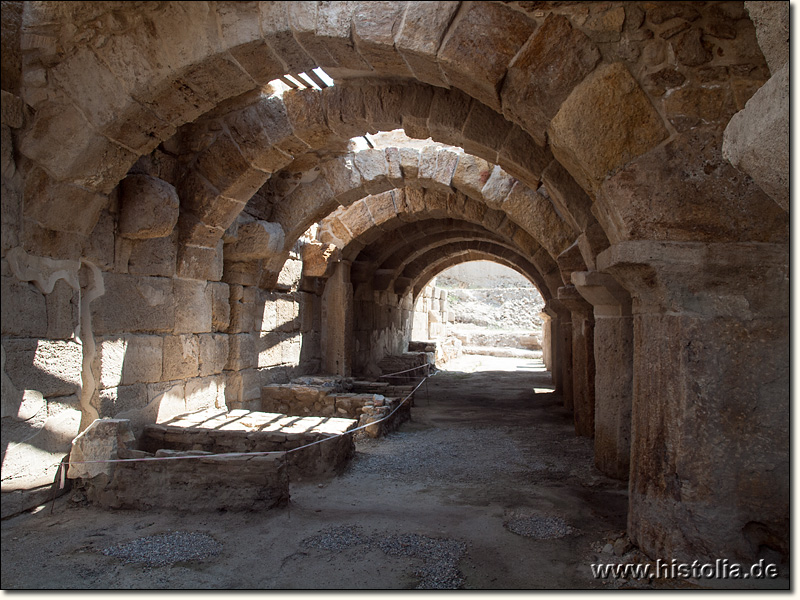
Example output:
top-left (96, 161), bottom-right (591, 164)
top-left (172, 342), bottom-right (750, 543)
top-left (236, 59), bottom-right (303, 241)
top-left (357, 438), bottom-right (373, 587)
top-left (1, 0), bottom-right (788, 573)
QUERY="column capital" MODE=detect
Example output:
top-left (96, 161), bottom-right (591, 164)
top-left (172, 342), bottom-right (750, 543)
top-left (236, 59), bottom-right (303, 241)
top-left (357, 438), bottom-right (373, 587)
top-left (596, 241), bottom-right (788, 317)
top-left (556, 284), bottom-right (593, 315)
top-left (571, 270), bottom-right (631, 317)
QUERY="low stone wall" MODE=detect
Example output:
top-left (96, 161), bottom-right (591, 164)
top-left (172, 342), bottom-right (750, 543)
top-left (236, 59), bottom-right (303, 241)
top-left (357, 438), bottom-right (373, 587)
top-left (377, 352), bottom-right (432, 383)
top-left (139, 409), bottom-right (357, 478)
top-left (260, 384), bottom-right (411, 438)
top-left (79, 448), bottom-right (288, 512)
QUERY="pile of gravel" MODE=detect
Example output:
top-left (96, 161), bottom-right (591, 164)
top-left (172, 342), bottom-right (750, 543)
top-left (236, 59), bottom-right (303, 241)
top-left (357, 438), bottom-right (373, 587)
top-left (301, 525), bottom-right (467, 589)
top-left (504, 515), bottom-right (577, 539)
top-left (101, 531), bottom-right (222, 567)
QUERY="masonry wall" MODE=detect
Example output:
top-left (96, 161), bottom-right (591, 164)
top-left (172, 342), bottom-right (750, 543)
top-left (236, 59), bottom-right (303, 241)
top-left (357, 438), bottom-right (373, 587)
top-left (1, 162), bottom-right (325, 484)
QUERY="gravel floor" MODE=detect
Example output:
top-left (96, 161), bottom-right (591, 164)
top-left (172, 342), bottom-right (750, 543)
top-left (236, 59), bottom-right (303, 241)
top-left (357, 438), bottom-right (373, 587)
top-left (101, 531), bottom-right (222, 567)
top-left (301, 525), bottom-right (468, 589)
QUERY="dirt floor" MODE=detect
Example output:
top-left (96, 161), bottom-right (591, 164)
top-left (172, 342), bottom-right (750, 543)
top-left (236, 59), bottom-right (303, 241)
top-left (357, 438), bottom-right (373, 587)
top-left (0, 355), bottom-right (785, 590)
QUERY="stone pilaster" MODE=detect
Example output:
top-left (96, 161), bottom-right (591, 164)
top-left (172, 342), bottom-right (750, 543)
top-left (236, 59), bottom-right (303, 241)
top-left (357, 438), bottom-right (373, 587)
top-left (320, 260), bottom-right (353, 376)
top-left (572, 270), bottom-right (632, 481)
top-left (545, 299), bottom-right (573, 411)
top-left (557, 285), bottom-right (595, 438)
top-left (539, 310), bottom-right (552, 371)
top-left (598, 241), bottom-right (789, 562)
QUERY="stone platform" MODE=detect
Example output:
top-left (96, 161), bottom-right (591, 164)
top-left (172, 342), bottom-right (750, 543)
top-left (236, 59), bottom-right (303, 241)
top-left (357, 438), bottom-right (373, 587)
top-left (140, 409), bottom-right (358, 478)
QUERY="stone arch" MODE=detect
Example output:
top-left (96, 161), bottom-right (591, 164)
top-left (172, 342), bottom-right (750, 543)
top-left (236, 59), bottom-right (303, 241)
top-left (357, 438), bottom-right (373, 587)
top-left (317, 188), bottom-right (562, 296)
top-left (16, 0), bottom-right (783, 253)
top-left (408, 251), bottom-right (542, 302)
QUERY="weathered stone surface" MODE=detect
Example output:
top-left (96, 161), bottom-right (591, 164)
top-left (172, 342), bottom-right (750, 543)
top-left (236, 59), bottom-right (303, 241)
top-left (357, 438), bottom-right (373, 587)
top-left (209, 281), bottom-right (231, 332)
top-left (351, 1), bottom-right (412, 76)
top-left (664, 84), bottom-right (737, 132)
top-left (581, 6), bottom-right (625, 43)
top-left (92, 273), bottom-right (175, 335)
top-left (549, 62), bottom-right (669, 195)
top-left (723, 62), bottom-right (789, 212)
top-left (480, 166), bottom-right (515, 209)
top-left (98, 335), bottom-right (163, 388)
top-left (23, 166), bottom-right (108, 235)
top-left (540, 161), bottom-right (593, 235)
top-left (162, 335), bottom-right (200, 381)
top-left (671, 27), bottom-right (712, 66)
top-left (438, 3), bottom-right (535, 110)
top-left (2, 338), bottom-right (82, 398)
top-left (227, 333), bottom-right (256, 371)
top-left (224, 221), bottom-right (285, 261)
top-left (451, 154), bottom-right (491, 201)
top-left (67, 418), bottom-right (137, 480)
top-left (127, 234), bottom-right (178, 277)
top-left (501, 14), bottom-right (601, 145)
top-left (302, 242), bottom-right (340, 278)
top-left (1, 275), bottom-right (47, 337)
top-left (185, 374), bottom-right (226, 412)
top-left (173, 279), bottom-right (212, 334)
top-left (118, 175), bottom-right (179, 239)
top-left (745, 1), bottom-right (788, 74)
top-left (597, 128), bottom-right (789, 245)
top-left (177, 241), bottom-right (224, 282)
top-left (504, 182), bottom-right (573, 259)
top-left (395, 1), bottom-right (459, 86)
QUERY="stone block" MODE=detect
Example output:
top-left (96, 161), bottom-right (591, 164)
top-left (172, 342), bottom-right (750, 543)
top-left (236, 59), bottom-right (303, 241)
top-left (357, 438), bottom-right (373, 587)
top-left (746, 1), bottom-right (789, 74)
top-left (438, 3), bottom-right (535, 110)
top-left (723, 62), bottom-right (789, 211)
top-left (301, 242), bottom-right (340, 278)
top-left (127, 234), bottom-right (178, 277)
top-left (1, 276), bottom-right (47, 337)
top-left (451, 153), bottom-right (491, 202)
top-left (185, 375), bottom-right (225, 412)
top-left (3, 338), bottom-right (82, 398)
top-left (428, 87), bottom-right (471, 148)
top-left (395, 1), bottom-right (459, 86)
top-left (549, 62), bottom-right (669, 195)
top-left (118, 175), bottom-right (179, 239)
top-left (353, 149), bottom-right (391, 195)
top-left (209, 282), bottom-right (231, 332)
top-left (224, 221), bottom-right (285, 261)
top-left (504, 181), bottom-right (574, 258)
top-left (480, 166), bottom-right (516, 209)
top-left (597, 129), bottom-right (788, 245)
top-left (99, 384), bottom-right (148, 418)
top-left (177, 241), bottom-right (224, 282)
top-left (352, 1), bottom-right (412, 76)
top-left (92, 273), bottom-right (175, 335)
top-left (67, 418), bottom-right (137, 480)
top-left (173, 279), bottom-right (212, 334)
top-left (198, 333), bottom-right (229, 377)
top-left (227, 333), bottom-right (256, 371)
top-left (162, 334), bottom-right (200, 381)
top-left (282, 88), bottom-right (336, 150)
top-left (276, 259), bottom-right (303, 291)
top-left (83, 210), bottom-right (116, 270)
top-left (501, 14), bottom-right (601, 146)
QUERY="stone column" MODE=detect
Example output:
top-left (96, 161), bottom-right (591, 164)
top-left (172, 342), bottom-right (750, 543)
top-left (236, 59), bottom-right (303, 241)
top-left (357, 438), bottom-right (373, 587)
top-left (557, 286), bottom-right (596, 438)
top-left (540, 310), bottom-right (552, 371)
top-left (546, 300), bottom-right (572, 410)
top-left (320, 260), bottom-right (353, 376)
top-left (572, 271), bottom-right (633, 481)
top-left (598, 241), bottom-right (789, 562)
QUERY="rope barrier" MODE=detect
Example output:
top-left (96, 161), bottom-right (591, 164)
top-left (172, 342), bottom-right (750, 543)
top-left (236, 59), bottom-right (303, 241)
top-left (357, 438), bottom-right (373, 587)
top-left (56, 371), bottom-right (432, 490)
top-left (377, 362), bottom-right (433, 378)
